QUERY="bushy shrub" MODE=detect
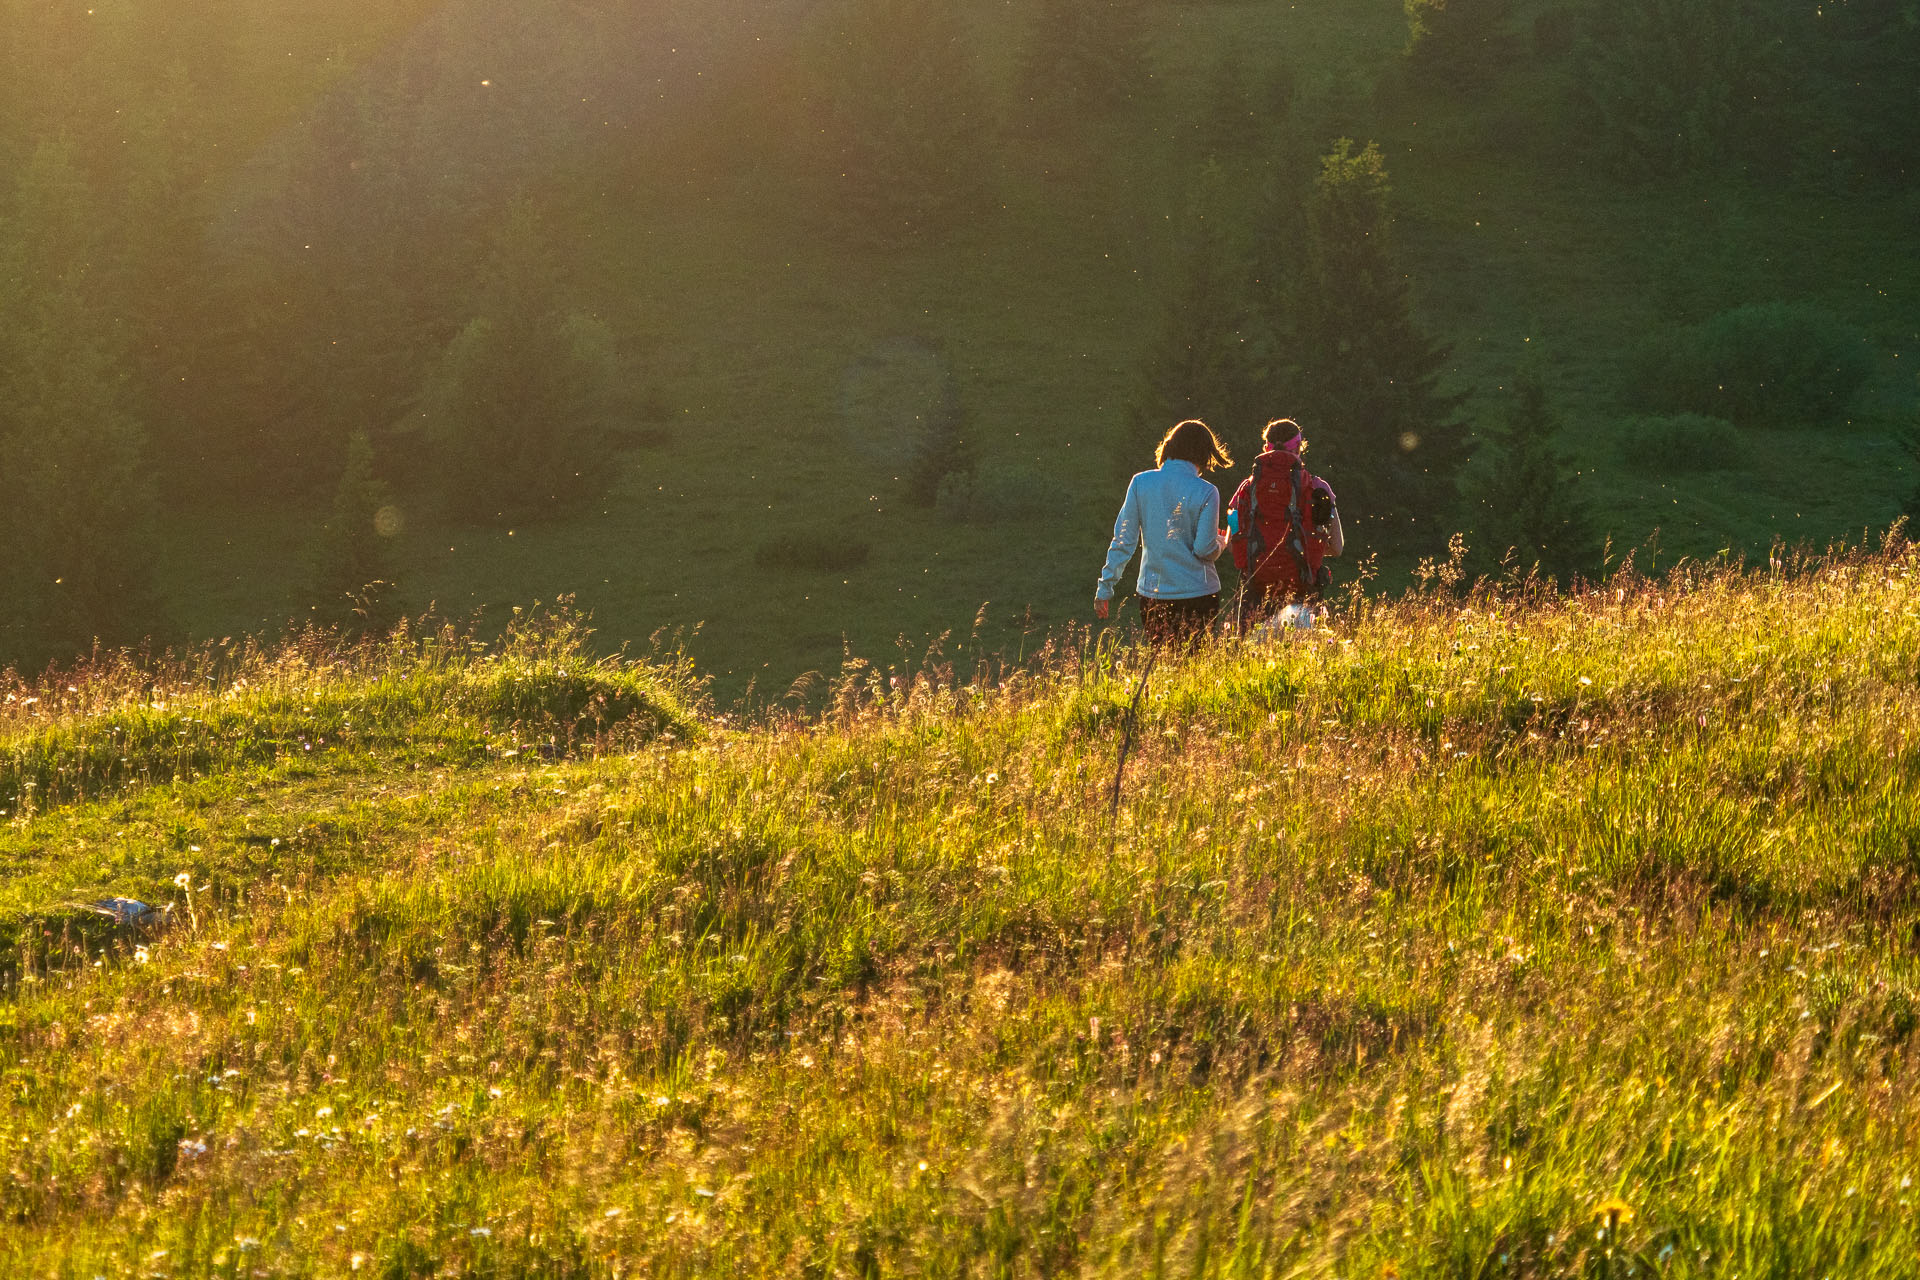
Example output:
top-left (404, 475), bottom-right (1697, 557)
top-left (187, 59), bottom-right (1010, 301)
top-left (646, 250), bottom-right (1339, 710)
top-left (1618, 413), bottom-right (1742, 473)
top-left (1627, 303), bottom-right (1875, 428)
top-left (936, 462), bottom-right (1055, 524)
top-left (419, 205), bottom-right (618, 523)
top-left (755, 533), bottom-right (871, 573)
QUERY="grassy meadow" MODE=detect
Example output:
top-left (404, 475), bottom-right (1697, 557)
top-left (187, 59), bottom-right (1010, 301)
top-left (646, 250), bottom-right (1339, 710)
top-left (8, 540), bottom-right (1920, 1275)
top-left (135, 0), bottom-right (1920, 702)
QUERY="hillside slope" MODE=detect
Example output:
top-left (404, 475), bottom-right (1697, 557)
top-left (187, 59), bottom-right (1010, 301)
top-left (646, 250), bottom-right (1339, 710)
top-left (142, 0), bottom-right (1920, 702)
top-left (8, 543), bottom-right (1920, 1274)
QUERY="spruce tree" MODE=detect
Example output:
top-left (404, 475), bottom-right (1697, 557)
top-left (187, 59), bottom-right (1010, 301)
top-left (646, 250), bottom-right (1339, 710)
top-left (309, 430), bottom-right (399, 633)
top-left (904, 380), bottom-right (975, 509)
top-left (1122, 164), bottom-right (1262, 476)
top-left (1285, 139), bottom-right (1468, 526)
top-left (1019, 0), bottom-right (1153, 132)
top-left (1403, 0), bottom-right (1516, 95)
top-left (821, 0), bottom-right (995, 242)
top-left (0, 143), bottom-right (157, 670)
top-left (417, 202), bottom-right (618, 523)
top-left (1574, 0), bottom-right (1757, 178)
top-left (1465, 365), bottom-right (1598, 583)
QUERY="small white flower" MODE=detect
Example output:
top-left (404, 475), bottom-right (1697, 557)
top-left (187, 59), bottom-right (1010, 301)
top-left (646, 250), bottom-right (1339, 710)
top-left (316, 1106), bottom-right (334, 1119)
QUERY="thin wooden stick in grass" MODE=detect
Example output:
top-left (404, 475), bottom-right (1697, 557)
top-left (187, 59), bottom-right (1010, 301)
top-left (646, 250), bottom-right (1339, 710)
top-left (1107, 647), bottom-right (1158, 823)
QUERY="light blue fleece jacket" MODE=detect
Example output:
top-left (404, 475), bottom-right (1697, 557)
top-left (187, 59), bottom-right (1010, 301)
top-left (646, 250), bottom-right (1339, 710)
top-left (1096, 459), bottom-right (1225, 602)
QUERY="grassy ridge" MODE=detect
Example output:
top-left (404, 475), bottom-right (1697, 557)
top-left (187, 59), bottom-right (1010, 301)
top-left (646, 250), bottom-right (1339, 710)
top-left (6, 545), bottom-right (1920, 1275)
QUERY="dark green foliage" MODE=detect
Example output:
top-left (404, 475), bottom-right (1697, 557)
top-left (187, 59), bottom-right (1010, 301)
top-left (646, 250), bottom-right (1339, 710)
top-left (1124, 165), bottom-right (1263, 476)
top-left (1771, 0), bottom-right (1920, 183)
top-left (1018, 0), bottom-right (1153, 131)
top-left (1573, 0), bottom-right (1760, 178)
top-left (1198, 52), bottom-right (1292, 160)
top-left (904, 382), bottom-right (976, 509)
top-left (755, 533), bottom-right (872, 574)
top-left (1626, 303), bottom-right (1876, 428)
top-left (309, 431), bottom-right (399, 634)
top-left (1619, 414), bottom-right (1743, 473)
top-left (0, 144), bottom-right (158, 672)
top-left (1532, 6), bottom-right (1579, 59)
top-left (1283, 140), bottom-right (1469, 524)
top-left (818, 0), bottom-right (995, 241)
top-left (1466, 367), bottom-right (1597, 581)
top-left (1901, 423), bottom-right (1920, 524)
top-left (936, 463), bottom-right (1055, 524)
top-left (417, 203), bottom-right (617, 523)
top-left (1403, 0), bottom-right (1518, 94)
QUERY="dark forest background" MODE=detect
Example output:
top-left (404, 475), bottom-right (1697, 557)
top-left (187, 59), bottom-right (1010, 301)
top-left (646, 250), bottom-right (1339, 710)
top-left (1, 0), bottom-right (1915, 695)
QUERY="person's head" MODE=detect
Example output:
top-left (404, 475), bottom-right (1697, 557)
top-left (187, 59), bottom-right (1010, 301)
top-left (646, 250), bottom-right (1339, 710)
top-left (1156, 419), bottom-right (1233, 473)
top-left (1264, 418), bottom-right (1304, 452)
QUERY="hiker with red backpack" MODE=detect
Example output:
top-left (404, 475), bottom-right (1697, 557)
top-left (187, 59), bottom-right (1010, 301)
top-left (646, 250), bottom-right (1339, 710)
top-left (1094, 419), bottom-right (1235, 647)
top-left (1226, 418), bottom-right (1344, 628)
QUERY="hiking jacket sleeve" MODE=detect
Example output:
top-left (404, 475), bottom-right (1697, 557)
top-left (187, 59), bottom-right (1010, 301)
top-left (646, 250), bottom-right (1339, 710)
top-left (1192, 485), bottom-right (1224, 563)
top-left (1095, 477), bottom-right (1142, 602)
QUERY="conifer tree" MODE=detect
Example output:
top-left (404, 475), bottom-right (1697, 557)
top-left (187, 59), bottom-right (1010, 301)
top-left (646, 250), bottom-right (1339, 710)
top-left (1574, 0), bottom-right (1757, 178)
top-left (904, 380), bottom-right (975, 509)
top-left (1019, 0), bottom-right (1153, 132)
top-left (309, 430), bottom-right (399, 632)
top-left (1122, 164), bottom-right (1263, 475)
top-left (1285, 139), bottom-right (1468, 524)
top-left (821, 0), bottom-right (995, 241)
top-left (1465, 365), bottom-right (1598, 582)
top-left (1403, 0), bottom-right (1515, 95)
top-left (0, 144), bottom-right (157, 670)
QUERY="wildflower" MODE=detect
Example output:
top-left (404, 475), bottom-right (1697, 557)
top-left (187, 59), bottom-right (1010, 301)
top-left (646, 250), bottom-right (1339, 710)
top-left (316, 1106), bottom-right (334, 1119)
top-left (175, 872), bottom-right (192, 889)
top-left (1591, 1196), bottom-right (1634, 1228)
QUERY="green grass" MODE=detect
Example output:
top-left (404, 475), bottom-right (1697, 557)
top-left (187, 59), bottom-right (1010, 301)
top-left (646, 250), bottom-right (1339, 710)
top-left (9, 540), bottom-right (1920, 1274)
top-left (148, 0), bottom-right (1920, 704)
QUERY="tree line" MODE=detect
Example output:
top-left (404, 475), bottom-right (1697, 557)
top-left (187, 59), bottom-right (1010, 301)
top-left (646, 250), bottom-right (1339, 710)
top-left (1, 0), bottom-right (1911, 669)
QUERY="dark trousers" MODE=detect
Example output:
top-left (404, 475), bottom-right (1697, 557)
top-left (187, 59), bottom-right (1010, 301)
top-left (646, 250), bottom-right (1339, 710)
top-left (1141, 594), bottom-right (1219, 648)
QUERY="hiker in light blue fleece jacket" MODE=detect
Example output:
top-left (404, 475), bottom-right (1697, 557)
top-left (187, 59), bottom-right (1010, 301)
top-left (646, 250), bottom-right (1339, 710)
top-left (1095, 419), bottom-right (1234, 647)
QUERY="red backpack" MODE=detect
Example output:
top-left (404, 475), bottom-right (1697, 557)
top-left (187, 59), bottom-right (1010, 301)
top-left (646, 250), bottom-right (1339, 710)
top-left (1229, 451), bottom-right (1325, 594)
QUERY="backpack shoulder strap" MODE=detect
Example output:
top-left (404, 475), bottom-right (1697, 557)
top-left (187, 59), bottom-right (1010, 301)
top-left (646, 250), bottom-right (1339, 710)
top-left (1282, 461), bottom-right (1314, 590)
